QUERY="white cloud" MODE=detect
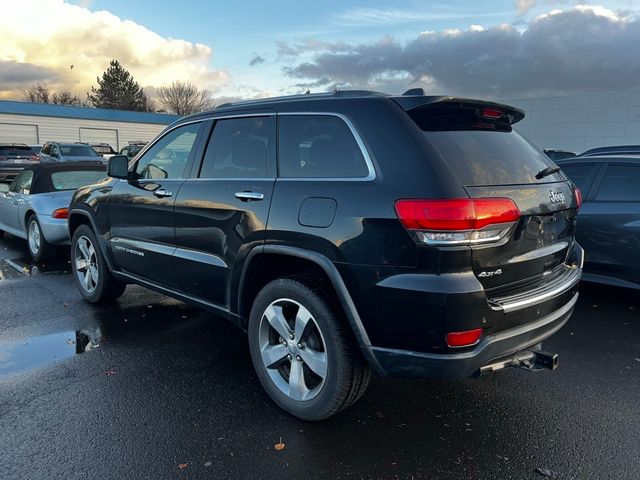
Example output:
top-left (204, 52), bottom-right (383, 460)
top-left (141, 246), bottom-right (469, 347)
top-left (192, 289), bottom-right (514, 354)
top-left (0, 0), bottom-right (228, 99)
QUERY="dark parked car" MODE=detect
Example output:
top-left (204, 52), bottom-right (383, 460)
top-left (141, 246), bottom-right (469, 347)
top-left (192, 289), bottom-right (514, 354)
top-left (119, 142), bottom-right (147, 159)
top-left (544, 149), bottom-right (576, 161)
top-left (0, 162), bottom-right (106, 260)
top-left (0, 143), bottom-right (39, 183)
top-left (580, 145), bottom-right (640, 157)
top-left (68, 90), bottom-right (583, 420)
top-left (558, 155), bottom-right (640, 289)
top-left (39, 142), bottom-right (104, 163)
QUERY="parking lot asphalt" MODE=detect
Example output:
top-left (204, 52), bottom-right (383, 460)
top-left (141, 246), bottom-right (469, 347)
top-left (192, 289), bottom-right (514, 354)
top-left (0, 233), bottom-right (638, 480)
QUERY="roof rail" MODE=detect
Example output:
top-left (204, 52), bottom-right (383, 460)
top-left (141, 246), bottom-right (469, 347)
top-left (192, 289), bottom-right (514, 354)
top-left (215, 89), bottom-right (386, 109)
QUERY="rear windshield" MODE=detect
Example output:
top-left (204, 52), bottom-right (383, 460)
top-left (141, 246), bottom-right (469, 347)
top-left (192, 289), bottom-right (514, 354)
top-left (60, 145), bottom-right (99, 157)
top-left (50, 170), bottom-right (106, 190)
top-left (410, 106), bottom-right (563, 186)
top-left (0, 146), bottom-right (36, 156)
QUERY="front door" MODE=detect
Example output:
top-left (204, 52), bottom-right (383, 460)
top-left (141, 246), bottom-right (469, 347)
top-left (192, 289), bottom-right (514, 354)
top-left (174, 114), bottom-right (276, 307)
top-left (0, 170), bottom-right (33, 236)
top-left (579, 162), bottom-right (640, 285)
top-left (107, 121), bottom-right (206, 288)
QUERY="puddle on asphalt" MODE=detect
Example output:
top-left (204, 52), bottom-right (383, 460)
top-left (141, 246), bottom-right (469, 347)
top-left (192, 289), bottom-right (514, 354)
top-left (0, 328), bottom-right (102, 378)
top-left (1, 256), bottom-right (71, 278)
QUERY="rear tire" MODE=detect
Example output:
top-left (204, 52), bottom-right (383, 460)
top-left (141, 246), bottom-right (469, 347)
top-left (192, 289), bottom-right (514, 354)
top-left (71, 224), bottom-right (126, 303)
top-left (248, 278), bottom-right (371, 421)
top-left (26, 215), bottom-right (54, 262)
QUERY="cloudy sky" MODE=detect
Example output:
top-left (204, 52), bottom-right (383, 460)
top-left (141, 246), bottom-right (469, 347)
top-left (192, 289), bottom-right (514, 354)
top-left (1, 0), bottom-right (639, 103)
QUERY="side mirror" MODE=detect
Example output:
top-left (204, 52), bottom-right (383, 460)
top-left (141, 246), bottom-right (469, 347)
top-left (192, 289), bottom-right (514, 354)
top-left (107, 155), bottom-right (130, 180)
top-left (0, 183), bottom-right (10, 193)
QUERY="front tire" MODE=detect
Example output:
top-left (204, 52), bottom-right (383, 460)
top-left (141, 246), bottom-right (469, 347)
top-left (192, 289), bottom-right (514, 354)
top-left (248, 278), bottom-right (371, 421)
top-left (71, 224), bottom-right (126, 303)
top-left (27, 215), bottom-right (54, 262)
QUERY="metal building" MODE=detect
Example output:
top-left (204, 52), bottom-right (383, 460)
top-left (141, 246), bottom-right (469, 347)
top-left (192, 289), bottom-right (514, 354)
top-left (0, 100), bottom-right (180, 151)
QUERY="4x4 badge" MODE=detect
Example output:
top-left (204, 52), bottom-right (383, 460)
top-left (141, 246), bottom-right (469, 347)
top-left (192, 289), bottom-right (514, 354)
top-left (478, 269), bottom-right (502, 278)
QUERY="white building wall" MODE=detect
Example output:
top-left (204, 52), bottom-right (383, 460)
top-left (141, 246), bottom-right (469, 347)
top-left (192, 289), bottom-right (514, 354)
top-left (0, 113), bottom-right (169, 150)
top-left (506, 90), bottom-right (640, 153)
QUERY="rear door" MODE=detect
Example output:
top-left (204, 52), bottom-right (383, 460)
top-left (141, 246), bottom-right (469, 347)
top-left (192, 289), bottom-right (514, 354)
top-left (409, 103), bottom-right (580, 292)
top-left (578, 162), bottom-right (640, 285)
top-left (174, 114), bottom-right (276, 308)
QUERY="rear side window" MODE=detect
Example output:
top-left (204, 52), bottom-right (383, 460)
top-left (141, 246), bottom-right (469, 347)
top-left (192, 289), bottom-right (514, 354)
top-left (199, 117), bottom-right (272, 179)
top-left (411, 105), bottom-right (562, 186)
top-left (595, 164), bottom-right (640, 201)
top-left (559, 164), bottom-right (596, 192)
top-left (278, 115), bottom-right (369, 178)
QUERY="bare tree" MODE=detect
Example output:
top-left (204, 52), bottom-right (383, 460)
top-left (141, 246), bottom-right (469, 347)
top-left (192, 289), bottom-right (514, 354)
top-left (156, 81), bottom-right (213, 115)
top-left (22, 84), bottom-right (51, 103)
top-left (52, 89), bottom-right (84, 106)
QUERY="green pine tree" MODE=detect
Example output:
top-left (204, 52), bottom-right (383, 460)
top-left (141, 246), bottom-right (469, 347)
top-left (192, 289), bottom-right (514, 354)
top-left (87, 60), bottom-right (153, 112)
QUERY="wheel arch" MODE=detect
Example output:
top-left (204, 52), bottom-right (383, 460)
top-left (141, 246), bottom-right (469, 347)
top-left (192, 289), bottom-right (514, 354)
top-left (68, 208), bottom-right (115, 271)
top-left (236, 245), bottom-right (382, 373)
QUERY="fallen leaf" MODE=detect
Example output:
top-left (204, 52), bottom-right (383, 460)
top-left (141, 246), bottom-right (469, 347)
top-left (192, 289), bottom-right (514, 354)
top-left (536, 467), bottom-right (557, 478)
top-left (204, 461), bottom-right (212, 467)
top-left (178, 463), bottom-right (188, 470)
top-left (63, 303), bottom-right (69, 308)
top-left (275, 436), bottom-right (285, 451)
top-left (104, 368), bottom-right (117, 377)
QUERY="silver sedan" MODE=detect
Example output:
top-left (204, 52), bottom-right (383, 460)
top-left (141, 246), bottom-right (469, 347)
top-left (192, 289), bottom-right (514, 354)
top-left (0, 162), bottom-right (106, 261)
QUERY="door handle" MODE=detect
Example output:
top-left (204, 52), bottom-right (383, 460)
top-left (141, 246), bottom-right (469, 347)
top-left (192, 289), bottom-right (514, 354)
top-left (13, 201), bottom-right (19, 206)
top-left (235, 191), bottom-right (264, 202)
top-left (153, 189), bottom-right (173, 198)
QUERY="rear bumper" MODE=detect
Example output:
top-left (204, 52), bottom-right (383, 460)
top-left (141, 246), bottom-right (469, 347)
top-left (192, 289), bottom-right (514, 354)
top-left (39, 216), bottom-right (70, 244)
top-left (370, 291), bottom-right (577, 379)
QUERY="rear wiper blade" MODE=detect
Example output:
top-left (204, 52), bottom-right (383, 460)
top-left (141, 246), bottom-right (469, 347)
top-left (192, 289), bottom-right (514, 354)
top-left (535, 166), bottom-right (561, 179)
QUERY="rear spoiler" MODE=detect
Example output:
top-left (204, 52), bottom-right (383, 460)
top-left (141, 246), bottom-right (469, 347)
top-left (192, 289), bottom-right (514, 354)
top-left (391, 91), bottom-right (525, 125)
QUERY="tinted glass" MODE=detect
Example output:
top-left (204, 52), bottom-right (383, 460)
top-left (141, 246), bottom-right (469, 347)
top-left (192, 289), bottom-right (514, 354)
top-left (92, 145), bottom-right (114, 154)
top-left (0, 146), bottom-right (35, 156)
top-left (596, 164), bottom-right (640, 201)
top-left (278, 115), bottom-right (369, 178)
top-left (11, 170), bottom-right (34, 194)
top-left (50, 170), bottom-right (106, 190)
top-left (200, 117), bottom-right (271, 179)
top-left (135, 123), bottom-right (201, 180)
top-left (411, 105), bottom-right (561, 185)
top-left (560, 164), bottom-right (595, 192)
top-left (59, 145), bottom-right (99, 156)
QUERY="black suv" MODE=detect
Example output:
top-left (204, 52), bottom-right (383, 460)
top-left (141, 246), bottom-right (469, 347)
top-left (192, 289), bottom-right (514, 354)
top-left (68, 90), bottom-right (583, 420)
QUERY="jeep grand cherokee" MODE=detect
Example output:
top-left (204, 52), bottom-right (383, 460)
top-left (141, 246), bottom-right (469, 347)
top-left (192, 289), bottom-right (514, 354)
top-left (68, 90), bottom-right (583, 420)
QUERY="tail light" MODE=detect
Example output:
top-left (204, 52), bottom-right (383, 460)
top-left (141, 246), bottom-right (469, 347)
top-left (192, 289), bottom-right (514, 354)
top-left (52, 208), bottom-right (68, 219)
top-left (479, 107), bottom-right (504, 119)
top-left (574, 187), bottom-right (582, 209)
top-left (29, 155), bottom-right (39, 161)
top-left (395, 198), bottom-right (520, 246)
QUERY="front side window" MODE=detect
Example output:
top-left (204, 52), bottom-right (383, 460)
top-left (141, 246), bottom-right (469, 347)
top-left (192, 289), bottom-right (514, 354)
top-left (278, 115), bottom-right (369, 178)
top-left (135, 122), bottom-right (201, 180)
top-left (199, 117), bottom-right (272, 179)
top-left (11, 170), bottom-right (34, 194)
top-left (595, 164), bottom-right (640, 202)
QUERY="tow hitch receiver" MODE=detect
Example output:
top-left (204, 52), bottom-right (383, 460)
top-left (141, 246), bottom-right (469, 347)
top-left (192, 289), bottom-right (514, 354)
top-left (480, 350), bottom-right (559, 376)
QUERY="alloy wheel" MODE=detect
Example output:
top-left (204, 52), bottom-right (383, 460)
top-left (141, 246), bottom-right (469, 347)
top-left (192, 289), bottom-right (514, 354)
top-left (28, 220), bottom-right (41, 255)
top-left (258, 298), bottom-right (328, 401)
top-left (75, 235), bottom-right (98, 293)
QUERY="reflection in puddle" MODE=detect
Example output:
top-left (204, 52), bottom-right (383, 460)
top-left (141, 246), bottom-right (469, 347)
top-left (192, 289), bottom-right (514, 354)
top-left (0, 328), bottom-right (102, 378)
top-left (2, 256), bottom-right (71, 278)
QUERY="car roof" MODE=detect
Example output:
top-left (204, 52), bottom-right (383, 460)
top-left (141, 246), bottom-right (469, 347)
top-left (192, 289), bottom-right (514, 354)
top-left (557, 155), bottom-right (640, 164)
top-left (179, 89), bottom-right (525, 124)
top-left (0, 143), bottom-right (30, 147)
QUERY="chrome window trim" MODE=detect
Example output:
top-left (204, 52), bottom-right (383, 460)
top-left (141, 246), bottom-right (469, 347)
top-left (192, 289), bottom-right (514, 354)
top-left (210, 112), bottom-right (276, 121)
top-left (277, 112), bottom-right (377, 182)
